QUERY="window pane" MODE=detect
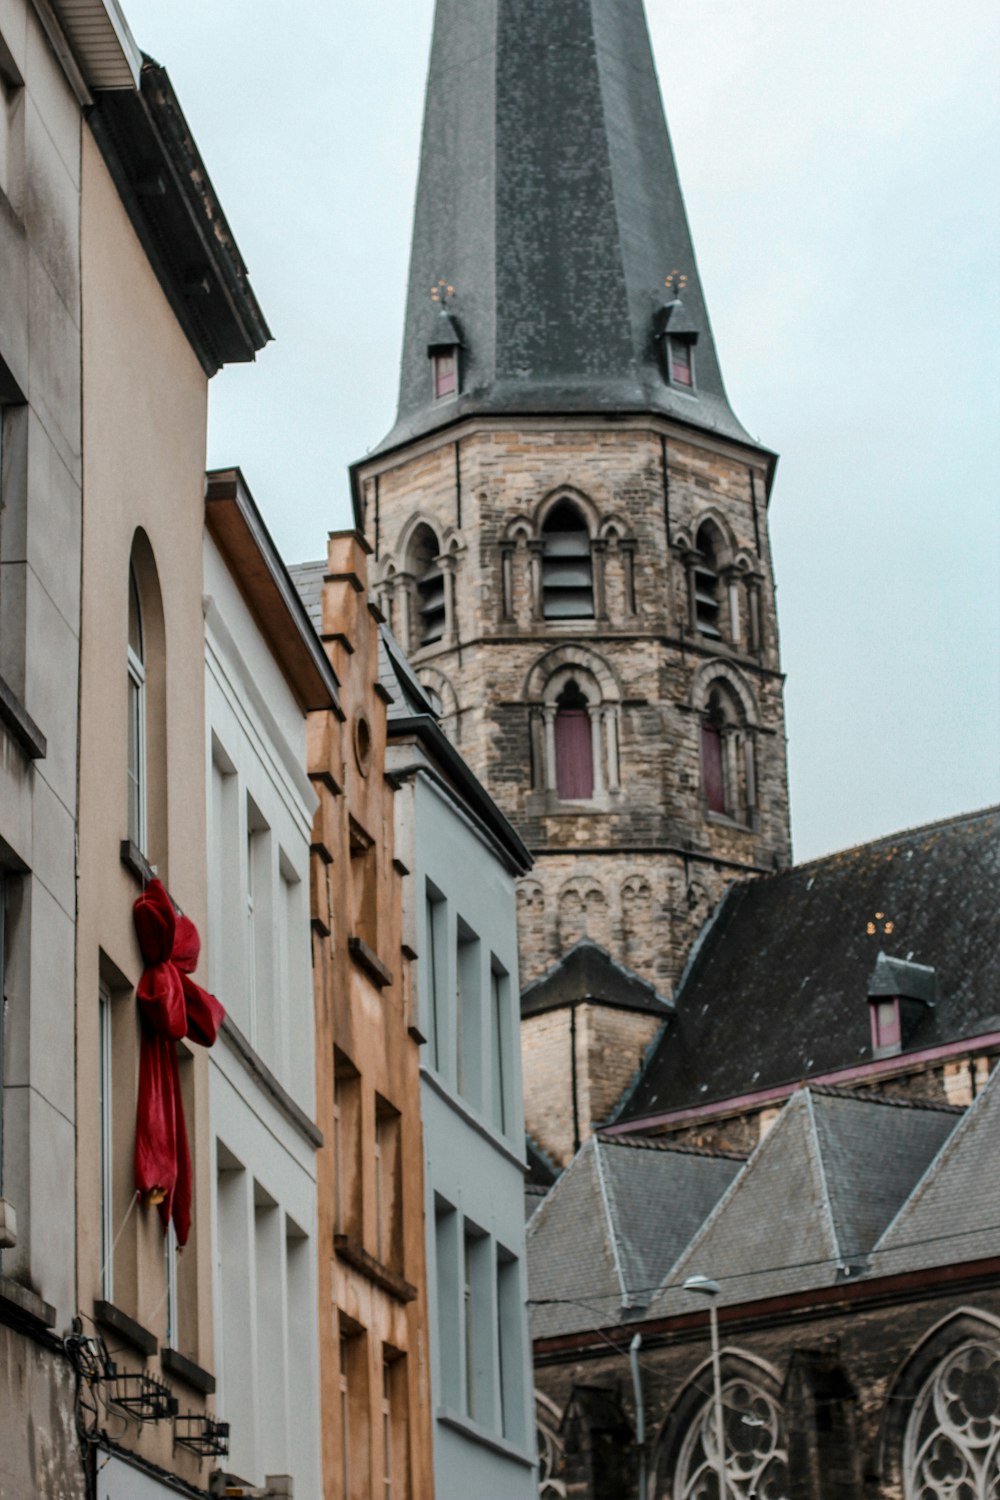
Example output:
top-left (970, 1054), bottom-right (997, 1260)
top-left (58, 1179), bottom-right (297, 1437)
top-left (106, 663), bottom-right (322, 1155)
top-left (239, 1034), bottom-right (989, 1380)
top-left (555, 709), bottom-right (594, 800)
top-left (701, 723), bottom-right (725, 814)
top-left (434, 353), bottom-right (457, 398)
top-left (671, 339), bottom-right (693, 386)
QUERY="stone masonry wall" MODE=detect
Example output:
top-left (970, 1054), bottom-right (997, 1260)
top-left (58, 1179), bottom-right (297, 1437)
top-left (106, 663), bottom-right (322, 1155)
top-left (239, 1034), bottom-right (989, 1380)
top-left (359, 416), bottom-right (792, 997)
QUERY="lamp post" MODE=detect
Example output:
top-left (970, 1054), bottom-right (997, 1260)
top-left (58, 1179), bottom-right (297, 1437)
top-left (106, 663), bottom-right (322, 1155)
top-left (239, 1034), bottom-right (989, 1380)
top-left (683, 1275), bottom-right (727, 1500)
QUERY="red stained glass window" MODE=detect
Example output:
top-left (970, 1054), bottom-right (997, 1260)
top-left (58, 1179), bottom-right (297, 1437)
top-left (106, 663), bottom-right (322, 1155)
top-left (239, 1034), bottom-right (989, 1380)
top-left (434, 352), bottom-right (457, 399)
top-left (701, 722), bottom-right (725, 814)
top-left (670, 338), bottom-right (693, 387)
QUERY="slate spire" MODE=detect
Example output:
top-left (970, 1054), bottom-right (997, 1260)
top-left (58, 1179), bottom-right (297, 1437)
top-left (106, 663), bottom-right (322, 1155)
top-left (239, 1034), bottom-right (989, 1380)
top-left (378, 0), bottom-right (756, 454)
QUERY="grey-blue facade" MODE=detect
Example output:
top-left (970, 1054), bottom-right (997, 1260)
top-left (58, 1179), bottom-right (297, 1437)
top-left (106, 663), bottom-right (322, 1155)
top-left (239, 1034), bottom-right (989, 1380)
top-left (381, 630), bottom-right (538, 1498)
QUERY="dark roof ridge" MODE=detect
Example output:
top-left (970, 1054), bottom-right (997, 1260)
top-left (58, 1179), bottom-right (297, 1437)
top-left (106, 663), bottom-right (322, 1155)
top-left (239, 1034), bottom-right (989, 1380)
top-left (807, 1083), bottom-right (966, 1115)
top-left (774, 802), bottom-right (1000, 879)
top-left (602, 1133), bottom-right (748, 1161)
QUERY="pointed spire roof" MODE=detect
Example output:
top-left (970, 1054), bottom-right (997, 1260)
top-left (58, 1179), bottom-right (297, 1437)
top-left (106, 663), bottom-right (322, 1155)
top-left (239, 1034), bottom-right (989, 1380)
top-left (374, 0), bottom-right (758, 456)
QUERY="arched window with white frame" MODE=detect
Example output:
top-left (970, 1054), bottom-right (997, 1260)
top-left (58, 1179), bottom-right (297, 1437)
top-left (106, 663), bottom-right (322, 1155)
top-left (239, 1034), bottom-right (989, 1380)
top-left (655, 1354), bottom-right (790, 1500)
top-left (127, 562), bottom-right (147, 853)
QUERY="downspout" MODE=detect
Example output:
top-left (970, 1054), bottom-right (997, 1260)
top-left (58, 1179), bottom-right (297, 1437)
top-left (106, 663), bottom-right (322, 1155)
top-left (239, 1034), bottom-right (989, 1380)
top-left (630, 1333), bottom-right (647, 1500)
top-left (570, 1003), bottom-right (581, 1155)
top-left (660, 436), bottom-right (671, 547)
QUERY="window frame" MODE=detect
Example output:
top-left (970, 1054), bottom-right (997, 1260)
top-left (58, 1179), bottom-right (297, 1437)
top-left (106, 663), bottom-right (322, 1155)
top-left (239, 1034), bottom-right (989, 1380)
top-left (126, 565), bottom-right (147, 853)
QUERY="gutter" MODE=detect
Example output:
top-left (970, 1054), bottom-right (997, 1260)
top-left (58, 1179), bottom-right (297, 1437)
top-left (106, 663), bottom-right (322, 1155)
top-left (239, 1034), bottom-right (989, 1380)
top-left (34, 0), bottom-right (141, 102)
top-left (602, 1029), bottom-right (1000, 1137)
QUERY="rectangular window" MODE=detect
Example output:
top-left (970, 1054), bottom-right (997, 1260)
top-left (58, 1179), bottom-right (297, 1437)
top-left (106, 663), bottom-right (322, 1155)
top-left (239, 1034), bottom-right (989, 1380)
top-left (349, 819), bottom-right (379, 957)
top-left (463, 1224), bottom-right (492, 1427)
top-left (424, 884), bottom-right (447, 1071)
top-left (872, 998), bottom-right (901, 1053)
top-left (339, 1321), bottom-right (370, 1500)
top-left (381, 1352), bottom-right (408, 1500)
top-left (434, 1199), bottom-right (460, 1409)
top-left (701, 723), bottom-right (726, 815)
top-left (670, 337), bottom-right (694, 387)
top-left (99, 984), bottom-right (114, 1301)
top-left (0, 876), bottom-right (5, 1203)
top-left (334, 1051), bottom-right (362, 1239)
top-left (490, 963), bottom-right (508, 1136)
top-left (457, 923), bottom-right (482, 1110)
top-left (164, 1221), bottom-right (178, 1348)
top-left (433, 351), bottom-right (457, 399)
top-left (374, 1097), bottom-right (402, 1271)
top-left (209, 738), bottom-right (240, 1001)
top-left (246, 796), bottom-right (272, 1054)
top-left (496, 1248), bottom-right (526, 1444)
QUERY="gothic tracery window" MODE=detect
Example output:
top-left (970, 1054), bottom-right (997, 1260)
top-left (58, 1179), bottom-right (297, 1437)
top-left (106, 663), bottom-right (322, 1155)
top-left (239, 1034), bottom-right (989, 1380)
top-left (904, 1338), bottom-right (1000, 1500)
top-left (675, 1377), bottom-right (790, 1500)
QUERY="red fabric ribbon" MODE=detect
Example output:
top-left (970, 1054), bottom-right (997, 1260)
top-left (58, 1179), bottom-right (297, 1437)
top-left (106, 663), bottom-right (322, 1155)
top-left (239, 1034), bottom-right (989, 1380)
top-left (132, 880), bottom-right (224, 1247)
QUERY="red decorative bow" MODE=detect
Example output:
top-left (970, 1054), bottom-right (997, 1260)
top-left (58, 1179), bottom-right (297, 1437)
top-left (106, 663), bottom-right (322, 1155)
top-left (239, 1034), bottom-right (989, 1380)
top-left (132, 880), bottom-right (224, 1247)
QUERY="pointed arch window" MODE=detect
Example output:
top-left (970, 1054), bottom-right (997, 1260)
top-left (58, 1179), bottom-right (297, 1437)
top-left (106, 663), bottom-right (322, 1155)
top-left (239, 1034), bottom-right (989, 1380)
top-left (701, 717), bottom-right (726, 815)
top-left (127, 563), bottom-right (147, 852)
top-left (676, 1375), bottom-right (789, 1499)
top-left (554, 679), bottom-right (594, 801)
top-left (410, 524), bottom-right (446, 647)
top-left (700, 682), bottom-right (755, 823)
top-left (542, 502), bottom-right (593, 621)
top-left (693, 524), bottom-right (722, 638)
top-left (904, 1337), bottom-right (1000, 1499)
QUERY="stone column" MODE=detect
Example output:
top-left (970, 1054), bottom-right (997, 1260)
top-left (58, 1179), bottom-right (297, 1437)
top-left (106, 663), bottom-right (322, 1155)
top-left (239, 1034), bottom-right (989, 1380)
top-left (396, 573), bottom-right (415, 653)
top-left (604, 708), bottom-right (621, 792)
top-left (588, 707), bottom-right (605, 794)
top-left (543, 706), bottom-right (557, 792)
top-left (725, 569), bottom-right (742, 644)
top-left (591, 537), bottom-right (608, 621)
top-left (620, 539), bottom-right (637, 616)
top-left (529, 540), bottom-right (546, 620)
top-left (745, 731), bottom-right (757, 812)
top-left (438, 553), bottom-right (457, 644)
top-left (500, 542), bottom-right (515, 621)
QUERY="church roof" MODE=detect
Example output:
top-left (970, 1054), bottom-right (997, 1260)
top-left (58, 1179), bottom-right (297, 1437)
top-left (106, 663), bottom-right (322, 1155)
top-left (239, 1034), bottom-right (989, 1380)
top-left (528, 1135), bottom-right (743, 1338)
top-left (372, 0), bottom-right (761, 459)
top-left (521, 940), bottom-right (672, 1019)
top-left (646, 1088), bottom-right (961, 1317)
top-left (870, 1061), bottom-right (1000, 1277)
top-left (614, 806), bottom-right (1000, 1125)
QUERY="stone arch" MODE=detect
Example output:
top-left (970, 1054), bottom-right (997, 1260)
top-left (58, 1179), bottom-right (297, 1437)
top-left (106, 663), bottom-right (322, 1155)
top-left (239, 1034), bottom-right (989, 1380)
top-left (557, 878), bottom-right (610, 952)
top-left (533, 484), bottom-right (600, 536)
top-left (654, 1349), bottom-right (789, 1500)
top-left (875, 1307), bottom-right (1000, 1496)
top-left (536, 1390), bottom-right (568, 1498)
top-left (691, 659), bottom-right (759, 728)
top-left (516, 879), bottom-right (547, 981)
top-left (396, 508), bottom-right (444, 564)
top-left (691, 506), bottom-right (738, 569)
top-left (503, 514), bottom-right (533, 543)
top-left (599, 513), bottom-right (630, 540)
top-left (525, 644), bottom-right (621, 705)
top-left (416, 665), bottom-right (459, 734)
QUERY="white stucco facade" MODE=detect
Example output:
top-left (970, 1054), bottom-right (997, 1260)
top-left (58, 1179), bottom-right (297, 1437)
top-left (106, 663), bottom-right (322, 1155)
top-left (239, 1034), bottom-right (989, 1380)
top-left (203, 530), bottom-right (321, 1495)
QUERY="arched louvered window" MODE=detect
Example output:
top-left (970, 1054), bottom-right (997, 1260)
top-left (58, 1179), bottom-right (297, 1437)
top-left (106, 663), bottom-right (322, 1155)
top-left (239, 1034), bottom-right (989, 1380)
top-left (542, 501), bottom-right (593, 621)
top-left (904, 1337), bottom-right (1000, 1498)
top-left (693, 523), bottom-right (722, 638)
top-left (554, 679), bottom-right (593, 801)
top-left (410, 524), bottom-right (446, 647)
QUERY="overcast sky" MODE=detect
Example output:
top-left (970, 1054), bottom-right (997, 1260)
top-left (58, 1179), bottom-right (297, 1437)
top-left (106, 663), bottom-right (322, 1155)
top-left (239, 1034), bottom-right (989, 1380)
top-left (122, 0), bottom-right (999, 862)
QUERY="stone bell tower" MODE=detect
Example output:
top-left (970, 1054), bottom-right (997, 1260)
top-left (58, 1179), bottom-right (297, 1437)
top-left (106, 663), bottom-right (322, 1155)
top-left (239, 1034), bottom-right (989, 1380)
top-left (352, 0), bottom-right (791, 995)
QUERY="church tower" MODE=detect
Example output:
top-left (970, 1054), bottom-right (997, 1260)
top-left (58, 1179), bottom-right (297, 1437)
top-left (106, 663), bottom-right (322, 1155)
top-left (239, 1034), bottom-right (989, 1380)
top-left (353, 0), bottom-right (792, 998)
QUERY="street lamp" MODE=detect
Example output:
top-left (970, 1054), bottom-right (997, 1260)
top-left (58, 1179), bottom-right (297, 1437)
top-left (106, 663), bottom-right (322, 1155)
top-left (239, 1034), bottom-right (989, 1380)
top-left (683, 1275), bottom-right (727, 1500)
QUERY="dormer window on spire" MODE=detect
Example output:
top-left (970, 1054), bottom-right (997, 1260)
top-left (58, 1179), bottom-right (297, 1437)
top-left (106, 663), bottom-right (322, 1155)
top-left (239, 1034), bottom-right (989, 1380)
top-left (428, 283), bottom-right (463, 403)
top-left (669, 337), bottom-right (694, 388)
top-left (654, 290), bottom-right (699, 392)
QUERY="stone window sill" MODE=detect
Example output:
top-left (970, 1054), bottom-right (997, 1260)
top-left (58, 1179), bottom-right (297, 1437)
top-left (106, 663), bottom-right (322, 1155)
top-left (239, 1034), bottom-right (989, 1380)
top-left (0, 674), bottom-right (46, 760)
top-left (436, 1407), bottom-right (535, 1468)
top-left (348, 935), bottom-right (393, 989)
top-left (120, 839), bottom-right (158, 887)
top-left (161, 1346), bottom-right (215, 1394)
top-left (333, 1234), bottom-right (416, 1303)
top-left (95, 1298), bottom-right (158, 1357)
top-left (0, 1274), bottom-right (55, 1330)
